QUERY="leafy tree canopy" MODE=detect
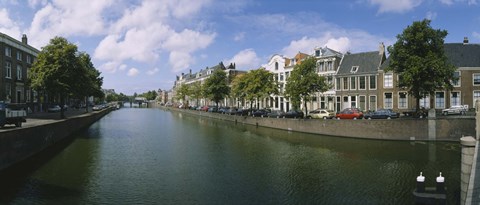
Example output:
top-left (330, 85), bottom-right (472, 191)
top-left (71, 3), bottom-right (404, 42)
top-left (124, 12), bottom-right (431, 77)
top-left (203, 69), bottom-right (230, 107)
top-left (386, 19), bottom-right (456, 110)
top-left (285, 57), bottom-right (331, 114)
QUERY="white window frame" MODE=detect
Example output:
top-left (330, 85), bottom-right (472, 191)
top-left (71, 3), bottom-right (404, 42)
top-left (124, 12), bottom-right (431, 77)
top-left (351, 66), bottom-right (359, 73)
top-left (27, 55), bottom-right (32, 64)
top-left (17, 51), bottom-right (22, 61)
top-left (451, 91), bottom-right (461, 106)
top-left (398, 92), bottom-right (408, 109)
top-left (369, 75), bottom-right (377, 90)
top-left (343, 77), bottom-right (349, 90)
top-left (5, 61), bottom-right (11, 79)
top-left (474, 73), bottom-right (480, 86)
top-left (5, 47), bottom-right (11, 57)
top-left (435, 91), bottom-right (446, 109)
top-left (369, 95), bottom-right (377, 111)
top-left (359, 76), bottom-right (366, 90)
top-left (384, 92), bottom-right (393, 109)
top-left (474, 91), bottom-right (480, 106)
top-left (350, 76), bottom-right (356, 90)
top-left (453, 71), bottom-right (461, 87)
top-left (359, 95), bottom-right (366, 111)
top-left (17, 65), bottom-right (22, 80)
top-left (384, 73), bottom-right (393, 88)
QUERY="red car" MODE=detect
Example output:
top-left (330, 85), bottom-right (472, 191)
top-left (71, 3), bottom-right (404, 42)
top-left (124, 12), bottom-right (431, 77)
top-left (336, 108), bottom-right (363, 120)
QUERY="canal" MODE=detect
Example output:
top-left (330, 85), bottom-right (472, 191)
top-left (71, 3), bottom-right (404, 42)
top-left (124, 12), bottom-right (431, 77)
top-left (0, 107), bottom-right (461, 204)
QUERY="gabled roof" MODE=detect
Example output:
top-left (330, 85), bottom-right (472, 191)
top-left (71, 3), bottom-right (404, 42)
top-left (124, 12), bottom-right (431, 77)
top-left (444, 43), bottom-right (480, 67)
top-left (314, 47), bottom-right (343, 58)
top-left (337, 51), bottom-right (385, 76)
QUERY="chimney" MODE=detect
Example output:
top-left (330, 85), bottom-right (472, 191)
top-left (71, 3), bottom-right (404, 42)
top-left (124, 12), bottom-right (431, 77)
top-left (22, 34), bottom-right (28, 44)
top-left (463, 37), bottom-right (469, 45)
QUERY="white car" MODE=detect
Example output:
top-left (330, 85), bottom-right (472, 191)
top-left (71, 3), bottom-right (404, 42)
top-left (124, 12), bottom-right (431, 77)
top-left (442, 105), bottom-right (467, 115)
top-left (307, 109), bottom-right (335, 119)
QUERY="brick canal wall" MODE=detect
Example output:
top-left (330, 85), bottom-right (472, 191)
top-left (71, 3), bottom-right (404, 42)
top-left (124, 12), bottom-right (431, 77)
top-left (160, 106), bottom-right (474, 141)
top-left (0, 109), bottom-right (111, 171)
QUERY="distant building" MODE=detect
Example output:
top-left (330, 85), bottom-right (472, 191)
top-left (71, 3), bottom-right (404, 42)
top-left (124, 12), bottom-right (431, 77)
top-left (0, 33), bottom-right (39, 104)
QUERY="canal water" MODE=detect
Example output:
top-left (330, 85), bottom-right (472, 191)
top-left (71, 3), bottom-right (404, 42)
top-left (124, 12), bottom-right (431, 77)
top-left (0, 108), bottom-right (461, 204)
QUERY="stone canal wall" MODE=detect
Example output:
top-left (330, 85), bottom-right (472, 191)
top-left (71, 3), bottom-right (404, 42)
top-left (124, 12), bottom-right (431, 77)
top-left (0, 109), bottom-right (111, 171)
top-left (163, 107), bottom-right (474, 141)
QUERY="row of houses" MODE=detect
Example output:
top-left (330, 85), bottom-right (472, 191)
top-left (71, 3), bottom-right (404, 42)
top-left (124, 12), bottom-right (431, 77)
top-left (172, 37), bottom-right (480, 114)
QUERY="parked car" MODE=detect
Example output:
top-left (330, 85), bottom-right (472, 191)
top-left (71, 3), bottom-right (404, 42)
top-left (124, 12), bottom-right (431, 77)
top-left (267, 110), bottom-right (285, 118)
top-left (208, 106), bottom-right (218, 112)
top-left (307, 109), bottom-right (335, 119)
top-left (284, 110), bottom-right (304, 118)
top-left (364, 109), bottom-right (398, 119)
top-left (200, 106), bottom-right (210, 112)
top-left (218, 106), bottom-right (230, 113)
top-left (442, 105), bottom-right (467, 115)
top-left (252, 109), bottom-right (271, 117)
top-left (48, 105), bottom-right (61, 112)
top-left (336, 108), bottom-right (363, 120)
top-left (236, 108), bottom-right (251, 116)
top-left (224, 108), bottom-right (237, 115)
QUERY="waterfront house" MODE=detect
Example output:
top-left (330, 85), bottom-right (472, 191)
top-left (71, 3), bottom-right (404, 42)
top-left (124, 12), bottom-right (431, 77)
top-left (335, 43), bottom-right (386, 112)
top-left (379, 37), bottom-right (480, 113)
top-left (0, 33), bottom-right (39, 104)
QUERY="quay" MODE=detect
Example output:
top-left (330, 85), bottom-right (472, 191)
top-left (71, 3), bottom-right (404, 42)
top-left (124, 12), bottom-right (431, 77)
top-left (0, 108), bottom-right (111, 172)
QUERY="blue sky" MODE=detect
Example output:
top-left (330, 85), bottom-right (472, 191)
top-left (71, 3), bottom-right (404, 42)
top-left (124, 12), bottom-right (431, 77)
top-left (1, 0), bottom-right (479, 95)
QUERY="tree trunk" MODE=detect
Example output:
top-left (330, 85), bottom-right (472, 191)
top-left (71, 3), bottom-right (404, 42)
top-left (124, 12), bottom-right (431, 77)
top-left (303, 99), bottom-right (307, 118)
top-left (60, 94), bottom-right (66, 119)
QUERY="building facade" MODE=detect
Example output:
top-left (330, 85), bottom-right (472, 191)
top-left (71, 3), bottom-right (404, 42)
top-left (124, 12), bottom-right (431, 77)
top-left (0, 33), bottom-right (39, 104)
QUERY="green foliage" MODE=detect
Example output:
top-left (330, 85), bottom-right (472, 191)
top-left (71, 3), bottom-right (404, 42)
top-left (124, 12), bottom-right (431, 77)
top-left (386, 19), bottom-right (456, 110)
top-left (188, 81), bottom-right (204, 105)
top-left (175, 83), bottom-right (190, 101)
top-left (285, 57), bottom-right (331, 113)
top-left (30, 36), bottom-right (103, 117)
top-left (231, 69), bottom-right (278, 108)
top-left (203, 69), bottom-right (230, 106)
top-left (138, 90), bottom-right (158, 101)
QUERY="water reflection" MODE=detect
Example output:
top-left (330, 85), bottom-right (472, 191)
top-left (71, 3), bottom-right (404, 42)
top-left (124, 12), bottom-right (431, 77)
top-left (0, 108), bottom-right (461, 204)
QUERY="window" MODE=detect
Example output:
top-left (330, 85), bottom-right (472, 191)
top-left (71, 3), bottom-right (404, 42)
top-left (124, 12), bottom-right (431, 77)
top-left (435, 92), bottom-right (445, 108)
top-left (327, 61), bottom-right (333, 71)
top-left (317, 62), bottom-right (324, 72)
top-left (336, 96), bottom-right (341, 112)
top-left (384, 73), bottom-right (393, 88)
top-left (451, 92), bottom-right (461, 106)
top-left (327, 76), bottom-right (333, 86)
top-left (5, 61), bottom-right (11, 78)
top-left (453, 71), bottom-right (460, 87)
top-left (474, 91), bottom-right (480, 106)
top-left (315, 50), bottom-right (320, 57)
top-left (359, 96), bottom-right (366, 111)
top-left (5, 83), bottom-right (11, 99)
top-left (351, 96), bottom-right (357, 108)
top-left (17, 51), bottom-right (22, 61)
top-left (280, 73), bottom-right (284, 81)
top-left (369, 75), bottom-right (376, 90)
top-left (351, 66), bottom-right (359, 73)
top-left (384, 93), bottom-right (393, 109)
top-left (275, 62), bottom-right (278, 70)
top-left (285, 72), bottom-right (290, 80)
top-left (474, 74), bottom-right (480, 85)
top-left (5, 47), bottom-right (11, 57)
top-left (17, 65), bottom-right (22, 80)
top-left (420, 96), bottom-right (430, 109)
top-left (359, 76), bottom-right (366, 90)
top-left (27, 55), bottom-right (32, 64)
top-left (336, 78), bottom-right (341, 90)
top-left (369, 95), bottom-right (377, 111)
top-left (350, 77), bottom-right (356, 90)
top-left (398, 92), bottom-right (407, 109)
top-left (343, 77), bottom-right (349, 90)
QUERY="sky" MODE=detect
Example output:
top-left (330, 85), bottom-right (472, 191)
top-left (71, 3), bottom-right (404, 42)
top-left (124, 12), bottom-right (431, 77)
top-left (1, 0), bottom-right (479, 95)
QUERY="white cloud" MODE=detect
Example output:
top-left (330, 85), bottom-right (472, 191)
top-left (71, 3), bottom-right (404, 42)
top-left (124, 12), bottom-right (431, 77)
top-left (426, 11), bottom-right (437, 20)
top-left (224, 49), bottom-right (261, 70)
top-left (281, 35), bottom-right (351, 57)
top-left (234, 32), bottom-right (245, 41)
top-left (127, 68), bottom-right (139, 76)
top-left (28, 0), bottom-right (47, 8)
top-left (0, 8), bottom-right (22, 38)
top-left (147, 68), bottom-right (159, 75)
top-left (368, 0), bottom-right (422, 13)
top-left (473, 32), bottom-right (480, 39)
top-left (99, 61), bottom-right (126, 73)
top-left (94, 0), bottom-right (215, 73)
top-left (440, 0), bottom-right (478, 5)
top-left (28, 0), bottom-right (114, 47)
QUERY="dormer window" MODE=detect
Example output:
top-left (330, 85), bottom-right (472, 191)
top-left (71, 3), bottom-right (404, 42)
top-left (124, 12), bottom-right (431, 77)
top-left (350, 66), bottom-right (359, 73)
top-left (315, 50), bottom-right (320, 57)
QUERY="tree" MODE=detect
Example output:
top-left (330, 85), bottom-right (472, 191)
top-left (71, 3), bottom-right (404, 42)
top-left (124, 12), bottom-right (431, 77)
top-left (285, 57), bottom-right (331, 115)
top-left (77, 52), bottom-right (103, 112)
top-left (30, 37), bottom-right (81, 118)
top-left (386, 19), bottom-right (456, 112)
top-left (246, 69), bottom-right (278, 109)
top-left (231, 73), bottom-right (248, 106)
top-left (189, 81), bottom-right (204, 106)
top-left (203, 69), bottom-right (230, 107)
top-left (175, 83), bottom-right (190, 104)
